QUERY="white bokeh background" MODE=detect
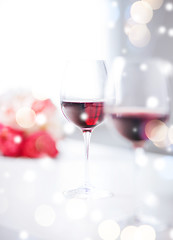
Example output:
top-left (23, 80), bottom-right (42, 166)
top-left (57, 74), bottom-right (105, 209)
top-left (0, 0), bottom-right (172, 105)
top-left (0, 0), bottom-right (109, 102)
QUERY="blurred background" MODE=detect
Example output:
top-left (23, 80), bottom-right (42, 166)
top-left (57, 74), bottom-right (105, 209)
top-left (0, 0), bottom-right (173, 240)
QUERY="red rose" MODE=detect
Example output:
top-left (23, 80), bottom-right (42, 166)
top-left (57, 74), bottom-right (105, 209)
top-left (22, 131), bottom-right (58, 158)
top-left (0, 125), bottom-right (25, 157)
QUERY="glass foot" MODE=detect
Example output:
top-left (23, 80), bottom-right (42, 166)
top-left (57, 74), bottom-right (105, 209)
top-left (63, 185), bottom-right (114, 199)
top-left (119, 214), bottom-right (168, 232)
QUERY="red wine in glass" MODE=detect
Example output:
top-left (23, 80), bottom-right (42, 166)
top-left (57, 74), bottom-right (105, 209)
top-left (105, 57), bottom-right (170, 227)
top-left (109, 109), bottom-right (168, 146)
top-left (60, 60), bottom-right (112, 199)
top-left (61, 101), bottom-right (104, 131)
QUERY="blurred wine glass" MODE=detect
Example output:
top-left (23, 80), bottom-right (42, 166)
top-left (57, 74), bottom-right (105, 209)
top-left (61, 60), bottom-right (113, 199)
top-left (105, 57), bottom-right (171, 227)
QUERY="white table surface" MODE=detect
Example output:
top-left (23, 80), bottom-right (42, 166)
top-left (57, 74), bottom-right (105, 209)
top-left (0, 139), bottom-right (172, 240)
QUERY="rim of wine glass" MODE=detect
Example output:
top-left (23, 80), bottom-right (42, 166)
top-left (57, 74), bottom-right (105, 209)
top-left (111, 56), bottom-right (173, 71)
top-left (105, 56), bottom-right (172, 113)
top-left (59, 60), bottom-right (108, 102)
top-left (108, 57), bottom-right (173, 98)
top-left (63, 59), bottom-right (108, 74)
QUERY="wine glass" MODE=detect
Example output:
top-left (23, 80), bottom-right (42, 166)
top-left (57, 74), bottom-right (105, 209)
top-left (105, 57), bottom-right (171, 227)
top-left (60, 60), bottom-right (113, 199)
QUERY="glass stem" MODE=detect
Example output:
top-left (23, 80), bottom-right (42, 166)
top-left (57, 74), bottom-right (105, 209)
top-left (83, 130), bottom-right (92, 187)
top-left (135, 146), bottom-right (145, 159)
top-left (133, 147), bottom-right (146, 218)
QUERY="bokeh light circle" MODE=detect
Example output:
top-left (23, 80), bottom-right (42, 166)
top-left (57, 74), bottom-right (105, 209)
top-left (161, 62), bottom-right (173, 76)
top-left (169, 228), bottom-right (173, 239)
top-left (63, 122), bottom-right (75, 135)
top-left (144, 193), bottom-right (159, 207)
top-left (23, 170), bottom-right (36, 183)
top-left (36, 113), bottom-right (47, 126)
top-left (153, 139), bottom-right (169, 149)
top-left (158, 26), bottom-right (166, 34)
top-left (14, 135), bottom-right (23, 144)
top-left (98, 219), bottom-right (120, 240)
top-left (130, 1), bottom-right (153, 24)
top-left (168, 28), bottom-right (173, 37)
top-left (135, 153), bottom-right (148, 167)
top-left (35, 204), bottom-right (56, 227)
top-left (120, 225), bottom-right (138, 240)
top-left (122, 48), bottom-right (127, 54)
top-left (146, 96), bottom-right (159, 108)
top-left (135, 225), bottom-right (156, 240)
top-left (124, 18), bottom-right (137, 35)
top-left (140, 63), bottom-right (148, 71)
top-left (165, 2), bottom-right (173, 11)
top-left (80, 112), bottom-right (88, 121)
top-left (16, 107), bottom-right (36, 128)
top-left (145, 120), bottom-right (168, 143)
top-left (19, 231), bottom-right (29, 239)
top-left (128, 24), bottom-right (151, 48)
top-left (143, 0), bottom-right (164, 10)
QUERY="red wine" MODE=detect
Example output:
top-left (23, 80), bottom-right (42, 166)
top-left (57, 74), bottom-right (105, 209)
top-left (109, 110), bottom-right (168, 144)
top-left (61, 101), bottom-right (104, 131)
